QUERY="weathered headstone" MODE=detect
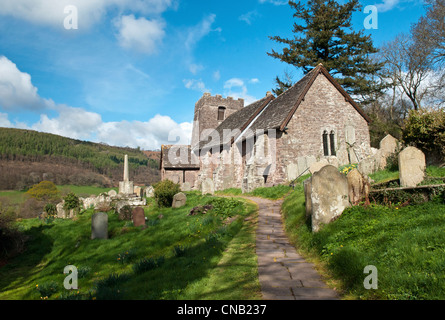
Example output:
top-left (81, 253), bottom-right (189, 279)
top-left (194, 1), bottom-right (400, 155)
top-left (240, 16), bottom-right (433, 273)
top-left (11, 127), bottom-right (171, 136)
top-left (108, 189), bottom-right (117, 197)
top-left (357, 156), bottom-right (378, 176)
top-left (145, 186), bottom-right (155, 198)
top-left (134, 186), bottom-right (143, 198)
top-left (309, 165), bottom-right (350, 232)
top-left (347, 169), bottom-right (370, 206)
top-left (181, 182), bottom-right (191, 192)
top-left (309, 159), bottom-right (329, 174)
top-left (91, 212), bottom-right (108, 240)
top-left (132, 207), bottom-right (146, 227)
top-left (202, 178), bottom-right (215, 195)
top-left (399, 146), bottom-right (426, 187)
top-left (56, 202), bottom-right (66, 219)
top-left (303, 178), bottom-right (312, 219)
top-left (380, 134), bottom-right (399, 156)
top-left (172, 192), bottom-right (187, 208)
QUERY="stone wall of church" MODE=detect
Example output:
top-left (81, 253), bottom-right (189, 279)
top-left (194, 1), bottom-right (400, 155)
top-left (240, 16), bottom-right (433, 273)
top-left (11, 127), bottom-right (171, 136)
top-left (266, 73), bottom-right (371, 185)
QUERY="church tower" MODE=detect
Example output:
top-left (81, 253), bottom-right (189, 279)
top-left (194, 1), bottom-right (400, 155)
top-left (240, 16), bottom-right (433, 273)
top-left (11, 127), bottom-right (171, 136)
top-left (190, 93), bottom-right (244, 150)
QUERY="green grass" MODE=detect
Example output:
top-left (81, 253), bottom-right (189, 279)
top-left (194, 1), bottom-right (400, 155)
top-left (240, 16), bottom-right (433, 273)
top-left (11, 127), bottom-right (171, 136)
top-left (0, 193), bottom-right (260, 300)
top-left (369, 169), bottom-right (399, 184)
top-left (216, 184), bottom-right (292, 200)
top-left (282, 183), bottom-right (445, 300)
top-left (56, 185), bottom-right (118, 197)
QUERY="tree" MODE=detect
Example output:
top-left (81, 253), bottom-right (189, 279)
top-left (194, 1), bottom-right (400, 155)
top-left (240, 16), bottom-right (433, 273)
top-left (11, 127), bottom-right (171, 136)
top-left (268, 0), bottom-right (384, 101)
top-left (380, 33), bottom-right (433, 111)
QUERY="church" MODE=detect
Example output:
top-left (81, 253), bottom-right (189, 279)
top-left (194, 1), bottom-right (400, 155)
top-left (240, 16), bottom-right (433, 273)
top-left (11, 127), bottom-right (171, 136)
top-left (160, 64), bottom-right (372, 193)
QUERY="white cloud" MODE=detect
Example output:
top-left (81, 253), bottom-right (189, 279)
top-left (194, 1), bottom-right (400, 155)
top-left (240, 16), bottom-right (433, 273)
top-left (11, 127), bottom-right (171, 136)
top-left (249, 78), bottom-right (260, 84)
top-left (0, 56), bottom-right (54, 111)
top-left (224, 78), bottom-right (258, 106)
top-left (258, 0), bottom-right (288, 5)
top-left (0, 0), bottom-right (175, 28)
top-left (96, 115), bottom-right (192, 149)
top-left (31, 105), bottom-right (103, 141)
top-left (0, 112), bottom-right (12, 127)
top-left (115, 15), bottom-right (166, 54)
top-left (183, 79), bottom-right (209, 93)
top-left (239, 10), bottom-right (260, 25)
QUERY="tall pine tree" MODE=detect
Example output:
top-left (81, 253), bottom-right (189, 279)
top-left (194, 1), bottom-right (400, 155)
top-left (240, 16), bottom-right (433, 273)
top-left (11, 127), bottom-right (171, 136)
top-left (268, 0), bottom-right (384, 101)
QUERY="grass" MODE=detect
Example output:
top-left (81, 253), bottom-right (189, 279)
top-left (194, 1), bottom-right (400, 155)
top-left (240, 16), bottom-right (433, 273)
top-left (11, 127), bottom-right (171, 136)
top-left (0, 193), bottom-right (261, 300)
top-left (216, 184), bottom-right (292, 200)
top-left (282, 180), bottom-right (445, 300)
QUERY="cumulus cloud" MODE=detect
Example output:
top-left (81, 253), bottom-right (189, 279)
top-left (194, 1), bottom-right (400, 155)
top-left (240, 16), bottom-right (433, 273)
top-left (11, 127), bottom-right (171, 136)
top-left (0, 56), bottom-right (53, 111)
top-left (0, 0), bottom-right (175, 28)
top-left (223, 78), bottom-right (258, 106)
top-left (114, 15), bottom-right (166, 54)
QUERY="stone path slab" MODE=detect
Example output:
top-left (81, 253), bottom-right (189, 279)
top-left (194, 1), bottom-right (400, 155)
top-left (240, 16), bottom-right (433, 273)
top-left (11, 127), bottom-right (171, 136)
top-left (243, 196), bottom-right (339, 300)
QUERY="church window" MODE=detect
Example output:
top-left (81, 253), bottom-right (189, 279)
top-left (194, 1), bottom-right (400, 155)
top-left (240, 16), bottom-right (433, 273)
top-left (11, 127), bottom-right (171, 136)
top-left (322, 131), bottom-right (329, 156)
top-left (330, 131), bottom-right (336, 156)
top-left (218, 106), bottom-right (226, 121)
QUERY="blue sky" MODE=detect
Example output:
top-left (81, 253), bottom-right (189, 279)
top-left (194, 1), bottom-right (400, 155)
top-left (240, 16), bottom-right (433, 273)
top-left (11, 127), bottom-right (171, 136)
top-left (0, 0), bottom-right (426, 150)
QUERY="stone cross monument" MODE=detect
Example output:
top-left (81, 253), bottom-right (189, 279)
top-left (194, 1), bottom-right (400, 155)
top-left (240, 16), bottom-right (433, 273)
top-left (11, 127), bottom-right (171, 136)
top-left (119, 154), bottom-right (134, 195)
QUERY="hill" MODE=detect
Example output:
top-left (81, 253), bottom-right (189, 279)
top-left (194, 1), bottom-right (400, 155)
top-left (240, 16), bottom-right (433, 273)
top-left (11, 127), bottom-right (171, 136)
top-left (0, 127), bottom-right (160, 190)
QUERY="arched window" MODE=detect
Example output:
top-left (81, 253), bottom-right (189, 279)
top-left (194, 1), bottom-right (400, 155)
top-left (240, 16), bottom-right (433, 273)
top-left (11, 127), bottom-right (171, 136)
top-left (322, 130), bottom-right (329, 156)
top-left (330, 131), bottom-right (336, 156)
top-left (218, 106), bottom-right (226, 121)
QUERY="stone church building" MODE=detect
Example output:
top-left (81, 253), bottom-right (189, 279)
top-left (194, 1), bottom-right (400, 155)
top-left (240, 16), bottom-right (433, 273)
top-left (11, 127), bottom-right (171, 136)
top-left (160, 64), bottom-right (372, 193)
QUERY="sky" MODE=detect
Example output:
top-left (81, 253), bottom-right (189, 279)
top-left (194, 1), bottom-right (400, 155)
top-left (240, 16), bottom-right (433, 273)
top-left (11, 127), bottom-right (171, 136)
top-left (0, 0), bottom-right (427, 150)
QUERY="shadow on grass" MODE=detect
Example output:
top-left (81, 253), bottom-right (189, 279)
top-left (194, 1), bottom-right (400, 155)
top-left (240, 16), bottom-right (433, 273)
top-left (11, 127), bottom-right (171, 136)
top-left (0, 224), bottom-right (54, 298)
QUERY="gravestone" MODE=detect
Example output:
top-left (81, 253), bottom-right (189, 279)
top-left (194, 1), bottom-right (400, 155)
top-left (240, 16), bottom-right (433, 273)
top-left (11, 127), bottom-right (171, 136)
top-left (347, 169), bottom-right (370, 206)
top-left (309, 165), bottom-right (350, 232)
top-left (309, 159), bottom-right (329, 174)
top-left (108, 190), bottom-right (117, 197)
top-left (91, 212), bottom-right (108, 240)
top-left (399, 146), bottom-right (426, 187)
top-left (134, 186), bottom-right (143, 198)
top-left (380, 134), bottom-right (399, 156)
top-left (145, 186), bottom-right (155, 198)
top-left (202, 178), bottom-right (215, 195)
top-left (132, 207), bottom-right (146, 227)
top-left (181, 182), bottom-right (191, 192)
top-left (172, 192), bottom-right (187, 208)
top-left (303, 178), bottom-right (312, 219)
top-left (56, 202), bottom-right (66, 219)
top-left (357, 156), bottom-right (378, 176)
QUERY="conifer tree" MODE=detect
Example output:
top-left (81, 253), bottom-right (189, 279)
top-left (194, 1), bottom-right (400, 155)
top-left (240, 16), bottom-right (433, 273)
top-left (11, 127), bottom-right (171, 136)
top-left (268, 0), bottom-right (384, 100)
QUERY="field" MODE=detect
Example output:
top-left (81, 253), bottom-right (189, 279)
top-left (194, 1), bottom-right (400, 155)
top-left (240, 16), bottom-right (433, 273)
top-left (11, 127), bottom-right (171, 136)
top-left (0, 192), bottom-right (261, 300)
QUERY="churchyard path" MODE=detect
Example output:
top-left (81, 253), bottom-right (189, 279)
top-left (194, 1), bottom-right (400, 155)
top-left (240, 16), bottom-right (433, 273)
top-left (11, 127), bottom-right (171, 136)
top-left (242, 196), bottom-right (340, 300)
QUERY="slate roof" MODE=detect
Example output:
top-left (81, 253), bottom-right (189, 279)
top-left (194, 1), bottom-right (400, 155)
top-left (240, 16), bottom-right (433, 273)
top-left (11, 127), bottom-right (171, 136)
top-left (160, 145), bottom-right (200, 169)
top-left (249, 64), bottom-right (371, 133)
top-left (197, 94), bottom-right (274, 150)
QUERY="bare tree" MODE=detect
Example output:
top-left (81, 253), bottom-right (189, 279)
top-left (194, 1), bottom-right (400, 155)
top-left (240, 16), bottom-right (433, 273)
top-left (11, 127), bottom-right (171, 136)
top-left (380, 33), bottom-right (433, 110)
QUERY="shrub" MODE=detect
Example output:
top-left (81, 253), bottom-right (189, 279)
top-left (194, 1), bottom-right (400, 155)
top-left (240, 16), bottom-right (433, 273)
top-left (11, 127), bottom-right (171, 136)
top-left (35, 280), bottom-right (59, 299)
top-left (153, 180), bottom-right (180, 208)
top-left (0, 201), bottom-right (26, 260)
top-left (18, 197), bottom-right (44, 219)
top-left (63, 193), bottom-right (80, 211)
top-left (118, 205), bottom-right (132, 221)
top-left (206, 197), bottom-right (243, 217)
top-left (403, 109), bottom-right (445, 163)
top-left (26, 181), bottom-right (61, 203)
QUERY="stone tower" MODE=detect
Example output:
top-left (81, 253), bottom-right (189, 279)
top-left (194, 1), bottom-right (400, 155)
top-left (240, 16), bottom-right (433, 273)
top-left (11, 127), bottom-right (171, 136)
top-left (191, 93), bottom-right (244, 149)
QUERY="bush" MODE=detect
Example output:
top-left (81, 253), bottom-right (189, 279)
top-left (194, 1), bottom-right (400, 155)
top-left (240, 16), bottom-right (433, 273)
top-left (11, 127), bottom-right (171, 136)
top-left (26, 181), bottom-right (61, 203)
top-left (0, 200), bottom-right (26, 260)
top-left (118, 205), bottom-right (133, 221)
top-left (63, 192), bottom-right (80, 211)
top-left (403, 109), bottom-right (445, 163)
top-left (153, 180), bottom-right (180, 208)
top-left (18, 197), bottom-right (44, 219)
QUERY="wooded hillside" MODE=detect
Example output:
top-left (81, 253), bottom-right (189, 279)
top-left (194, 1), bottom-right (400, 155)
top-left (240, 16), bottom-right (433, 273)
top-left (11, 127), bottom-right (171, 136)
top-left (0, 128), bottom-right (160, 190)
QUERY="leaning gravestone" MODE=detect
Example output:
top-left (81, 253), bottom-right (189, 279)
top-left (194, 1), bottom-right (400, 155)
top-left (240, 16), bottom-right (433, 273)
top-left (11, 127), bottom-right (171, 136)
top-left (309, 159), bottom-right (330, 174)
top-left (132, 207), bottom-right (146, 227)
top-left (399, 146), bottom-right (426, 187)
top-left (91, 212), bottom-right (108, 240)
top-left (347, 169), bottom-right (370, 206)
top-left (172, 192), bottom-right (187, 208)
top-left (309, 165), bottom-right (350, 232)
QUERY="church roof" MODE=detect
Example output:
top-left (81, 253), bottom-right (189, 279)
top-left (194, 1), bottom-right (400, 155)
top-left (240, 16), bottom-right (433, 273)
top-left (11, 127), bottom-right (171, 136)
top-left (194, 64), bottom-right (370, 152)
top-left (249, 64), bottom-right (371, 132)
top-left (197, 94), bottom-right (274, 150)
top-left (160, 145), bottom-right (200, 170)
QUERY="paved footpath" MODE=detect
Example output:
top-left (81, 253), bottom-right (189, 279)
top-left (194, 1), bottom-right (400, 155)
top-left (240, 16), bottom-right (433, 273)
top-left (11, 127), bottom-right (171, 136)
top-left (244, 196), bottom-right (339, 300)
